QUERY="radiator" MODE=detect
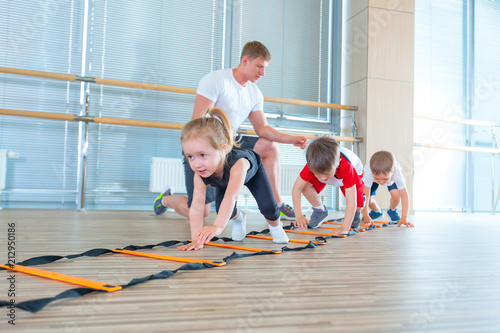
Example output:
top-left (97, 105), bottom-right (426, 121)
top-left (0, 150), bottom-right (19, 208)
top-left (149, 158), bottom-right (325, 197)
top-left (149, 157), bottom-right (186, 193)
top-left (0, 150), bottom-right (7, 191)
top-left (279, 164), bottom-right (304, 195)
top-left (278, 164), bottom-right (328, 197)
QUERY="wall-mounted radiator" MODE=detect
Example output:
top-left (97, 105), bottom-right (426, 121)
top-left (0, 150), bottom-right (19, 208)
top-left (149, 157), bottom-right (186, 193)
top-left (0, 150), bottom-right (7, 192)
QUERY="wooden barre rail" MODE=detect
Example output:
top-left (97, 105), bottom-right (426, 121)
top-left (0, 66), bottom-right (78, 82)
top-left (415, 114), bottom-right (500, 128)
top-left (0, 108), bottom-right (360, 142)
top-left (414, 142), bottom-right (500, 155)
top-left (264, 96), bottom-right (354, 111)
top-left (237, 128), bottom-right (358, 142)
top-left (0, 66), bottom-right (357, 111)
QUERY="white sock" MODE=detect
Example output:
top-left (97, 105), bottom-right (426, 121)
top-left (313, 204), bottom-right (325, 211)
top-left (231, 210), bottom-right (247, 242)
top-left (277, 202), bottom-right (284, 207)
top-left (232, 211), bottom-right (244, 222)
top-left (268, 222), bottom-right (283, 230)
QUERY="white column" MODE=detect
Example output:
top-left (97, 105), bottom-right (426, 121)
top-left (342, 0), bottom-right (415, 212)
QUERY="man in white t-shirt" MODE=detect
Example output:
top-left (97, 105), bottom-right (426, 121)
top-left (155, 41), bottom-right (308, 220)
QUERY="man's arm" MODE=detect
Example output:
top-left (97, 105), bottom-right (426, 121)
top-left (192, 94), bottom-right (215, 120)
top-left (248, 110), bottom-right (308, 149)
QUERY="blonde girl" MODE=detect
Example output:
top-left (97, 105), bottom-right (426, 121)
top-left (177, 107), bottom-right (289, 251)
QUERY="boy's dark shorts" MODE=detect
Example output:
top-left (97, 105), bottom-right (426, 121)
top-left (370, 182), bottom-right (398, 196)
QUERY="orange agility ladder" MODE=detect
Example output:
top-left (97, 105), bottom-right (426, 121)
top-left (323, 221), bottom-right (346, 225)
top-left (245, 234), bottom-right (327, 244)
top-left (0, 264), bottom-right (121, 292)
top-left (204, 242), bottom-right (282, 254)
top-left (285, 229), bottom-right (347, 237)
top-left (317, 225), bottom-right (374, 232)
top-left (325, 221), bottom-right (386, 226)
top-left (111, 249), bottom-right (226, 266)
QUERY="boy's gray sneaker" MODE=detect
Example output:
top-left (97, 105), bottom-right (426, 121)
top-left (279, 203), bottom-right (296, 220)
top-left (351, 211), bottom-right (361, 229)
top-left (154, 186), bottom-right (173, 215)
top-left (308, 207), bottom-right (329, 228)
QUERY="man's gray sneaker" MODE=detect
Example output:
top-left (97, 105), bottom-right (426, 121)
top-left (279, 203), bottom-right (296, 220)
top-left (154, 186), bottom-right (173, 215)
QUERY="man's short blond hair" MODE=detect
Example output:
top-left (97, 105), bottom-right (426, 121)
top-left (241, 41), bottom-right (271, 62)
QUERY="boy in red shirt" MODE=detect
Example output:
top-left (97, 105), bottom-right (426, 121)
top-left (292, 136), bottom-right (365, 235)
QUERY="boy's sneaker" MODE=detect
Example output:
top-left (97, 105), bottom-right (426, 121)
top-left (369, 209), bottom-right (383, 220)
top-left (387, 208), bottom-right (401, 221)
top-left (269, 223), bottom-right (289, 244)
top-left (279, 203), bottom-right (296, 220)
top-left (308, 207), bottom-right (329, 228)
top-left (351, 211), bottom-right (361, 229)
top-left (231, 210), bottom-right (247, 242)
top-left (153, 186), bottom-right (173, 215)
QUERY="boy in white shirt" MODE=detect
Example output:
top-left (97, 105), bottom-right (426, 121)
top-left (362, 151), bottom-right (414, 227)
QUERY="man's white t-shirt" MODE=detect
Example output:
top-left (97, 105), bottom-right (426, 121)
top-left (362, 160), bottom-right (406, 189)
top-left (196, 68), bottom-right (264, 131)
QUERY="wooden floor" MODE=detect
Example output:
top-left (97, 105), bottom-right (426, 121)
top-left (1, 208), bottom-right (499, 333)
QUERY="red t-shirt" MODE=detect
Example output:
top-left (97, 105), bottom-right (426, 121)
top-left (300, 154), bottom-right (363, 189)
top-left (300, 151), bottom-right (365, 208)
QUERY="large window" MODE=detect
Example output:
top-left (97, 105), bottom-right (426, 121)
top-left (0, 0), bottom-right (342, 210)
top-left (0, 1), bottom-right (85, 208)
top-left (83, 0), bottom-right (226, 208)
top-left (232, 0), bottom-right (335, 128)
top-left (414, 0), bottom-right (500, 212)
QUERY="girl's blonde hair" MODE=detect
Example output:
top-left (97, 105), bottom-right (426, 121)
top-left (370, 151), bottom-right (396, 175)
top-left (181, 107), bottom-right (240, 161)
